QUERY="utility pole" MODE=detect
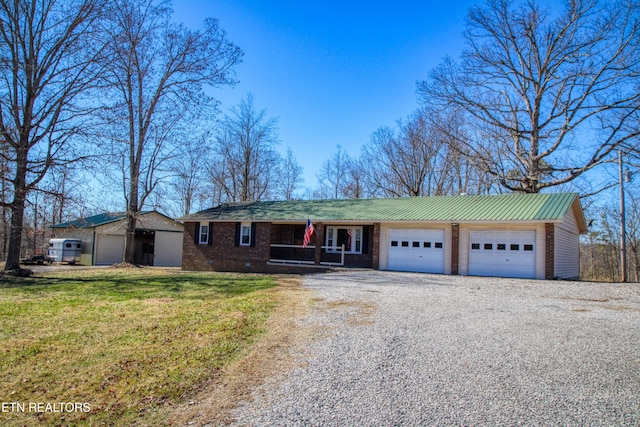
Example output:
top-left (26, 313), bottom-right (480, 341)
top-left (619, 150), bottom-right (627, 283)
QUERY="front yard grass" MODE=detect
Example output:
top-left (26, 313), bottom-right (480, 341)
top-left (0, 269), bottom-right (280, 426)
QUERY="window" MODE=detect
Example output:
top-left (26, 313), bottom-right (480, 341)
top-left (484, 243), bottom-right (493, 250)
top-left (326, 227), bottom-right (363, 253)
top-left (240, 223), bottom-right (251, 246)
top-left (412, 242), bottom-right (420, 248)
top-left (65, 243), bottom-right (71, 248)
top-left (199, 224), bottom-right (209, 244)
top-left (390, 240), bottom-right (398, 247)
top-left (401, 241), bottom-right (409, 247)
top-left (424, 242), bottom-right (431, 248)
top-left (497, 244), bottom-right (506, 250)
top-left (524, 244), bottom-right (534, 251)
top-left (510, 244), bottom-right (520, 251)
top-left (435, 242), bottom-right (443, 249)
top-left (471, 243), bottom-right (480, 250)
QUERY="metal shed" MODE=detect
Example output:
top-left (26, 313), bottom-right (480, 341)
top-left (51, 211), bottom-right (184, 266)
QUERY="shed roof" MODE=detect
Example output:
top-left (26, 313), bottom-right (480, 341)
top-left (182, 193), bottom-right (587, 232)
top-left (52, 211), bottom-right (156, 229)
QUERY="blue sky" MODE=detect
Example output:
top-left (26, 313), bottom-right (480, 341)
top-left (171, 0), bottom-right (478, 188)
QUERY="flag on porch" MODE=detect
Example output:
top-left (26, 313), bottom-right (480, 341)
top-left (303, 218), bottom-right (315, 248)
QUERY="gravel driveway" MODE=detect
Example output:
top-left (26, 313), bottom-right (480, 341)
top-left (230, 271), bottom-right (640, 426)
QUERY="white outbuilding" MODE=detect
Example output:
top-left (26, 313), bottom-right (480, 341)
top-left (51, 211), bottom-right (184, 266)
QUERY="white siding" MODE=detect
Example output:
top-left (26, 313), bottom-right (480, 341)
top-left (153, 231), bottom-right (183, 267)
top-left (379, 223), bottom-right (451, 274)
top-left (554, 208), bottom-right (580, 279)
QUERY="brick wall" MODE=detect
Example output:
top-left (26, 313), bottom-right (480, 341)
top-left (451, 223), bottom-right (459, 275)
top-left (183, 221), bottom-right (339, 274)
top-left (183, 221), bottom-right (379, 273)
top-left (545, 223), bottom-right (554, 280)
top-left (372, 223), bottom-right (380, 269)
top-left (182, 221), bottom-right (273, 272)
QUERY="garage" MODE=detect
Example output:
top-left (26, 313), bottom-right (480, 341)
top-left (94, 234), bottom-right (124, 265)
top-left (468, 230), bottom-right (536, 278)
top-left (388, 229), bottom-right (445, 273)
top-left (51, 211), bottom-right (184, 266)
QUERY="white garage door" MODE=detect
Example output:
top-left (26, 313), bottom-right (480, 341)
top-left (154, 231), bottom-right (182, 267)
top-left (95, 234), bottom-right (124, 265)
top-left (468, 230), bottom-right (535, 278)
top-left (388, 229), bottom-right (445, 273)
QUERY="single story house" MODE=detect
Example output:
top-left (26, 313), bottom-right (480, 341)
top-left (180, 193), bottom-right (587, 280)
top-left (51, 211), bottom-right (184, 266)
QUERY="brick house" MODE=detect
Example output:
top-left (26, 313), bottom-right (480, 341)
top-left (180, 193), bottom-right (587, 280)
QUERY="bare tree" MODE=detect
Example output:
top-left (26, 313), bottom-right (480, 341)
top-left (361, 111), bottom-right (452, 197)
top-left (99, 0), bottom-right (241, 263)
top-left (418, 0), bottom-right (640, 193)
top-left (209, 94), bottom-right (281, 202)
top-left (316, 145), bottom-right (352, 199)
top-left (278, 147), bottom-right (303, 201)
top-left (164, 131), bottom-right (212, 216)
top-left (0, 0), bottom-right (105, 270)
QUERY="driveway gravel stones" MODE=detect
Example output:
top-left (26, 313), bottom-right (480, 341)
top-left (229, 271), bottom-right (640, 426)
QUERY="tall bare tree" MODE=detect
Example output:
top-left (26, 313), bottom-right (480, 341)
top-left (99, 0), bottom-right (241, 263)
top-left (0, 0), bottom-right (105, 270)
top-left (418, 0), bottom-right (640, 193)
top-left (316, 145), bottom-right (351, 199)
top-left (361, 111), bottom-right (453, 197)
top-left (279, 147), bottom-right (303, 201)
top-left (209, 94), bottom-right (281, 202)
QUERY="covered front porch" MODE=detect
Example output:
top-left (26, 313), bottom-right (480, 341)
top-left (268, 223), bottom-right (376, 269)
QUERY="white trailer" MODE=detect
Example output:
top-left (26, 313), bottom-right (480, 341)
top-left (47, 238), bottom-right (82, 264)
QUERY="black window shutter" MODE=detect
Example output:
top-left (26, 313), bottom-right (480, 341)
top-left (250, 222), bottom-right (257, 247)
top-left (363, 226), bottom-right (370, 254)
top-left (234, 222), bottom-right (240, 246)
top-left (194, 222), bottom-right (200, 244)
top-left (208, 222), bottom-right (214, 245)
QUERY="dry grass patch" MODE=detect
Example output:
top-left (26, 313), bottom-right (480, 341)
top-left (0, 269), bottom-right (281, 426)
top-left (169, 277), bottom-right (313, 426)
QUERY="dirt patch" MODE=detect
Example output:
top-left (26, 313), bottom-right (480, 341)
top-left (109, 262), bottom-right (141, 269)
top-left (168, 277), bottom-right (313, 426)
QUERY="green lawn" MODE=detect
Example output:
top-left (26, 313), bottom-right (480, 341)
top-left (0, 269), bottom-right (280, 426)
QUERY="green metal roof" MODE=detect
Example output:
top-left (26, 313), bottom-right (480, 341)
top-left (183, 193), bottom-right (586, 232)
top-left (52, 211), bottom-right (155, 229)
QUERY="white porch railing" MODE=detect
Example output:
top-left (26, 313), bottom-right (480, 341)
top-left (269, 244), bottom-right (315, 265)
top-left (268, 244), bottom-right (345, 267)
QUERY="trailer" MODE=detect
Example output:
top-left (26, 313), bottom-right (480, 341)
top-left (47, 238), bottom-right (82, 264)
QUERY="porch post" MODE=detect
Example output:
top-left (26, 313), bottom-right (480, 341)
top-left (314, 222), bottom-right (324, 265)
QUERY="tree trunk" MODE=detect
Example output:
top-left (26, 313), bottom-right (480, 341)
top-left (123, 210), bottom-right (137, 264)
top-left (124, 172), bottom-right (139, 264)
top-left (5, 151), bottom-right (28, 270)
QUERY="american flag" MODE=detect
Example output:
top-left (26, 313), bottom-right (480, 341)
top-left (347, 229), bottom-right (352, 249)
top-left (303, 219), bottom-right (315, 248)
